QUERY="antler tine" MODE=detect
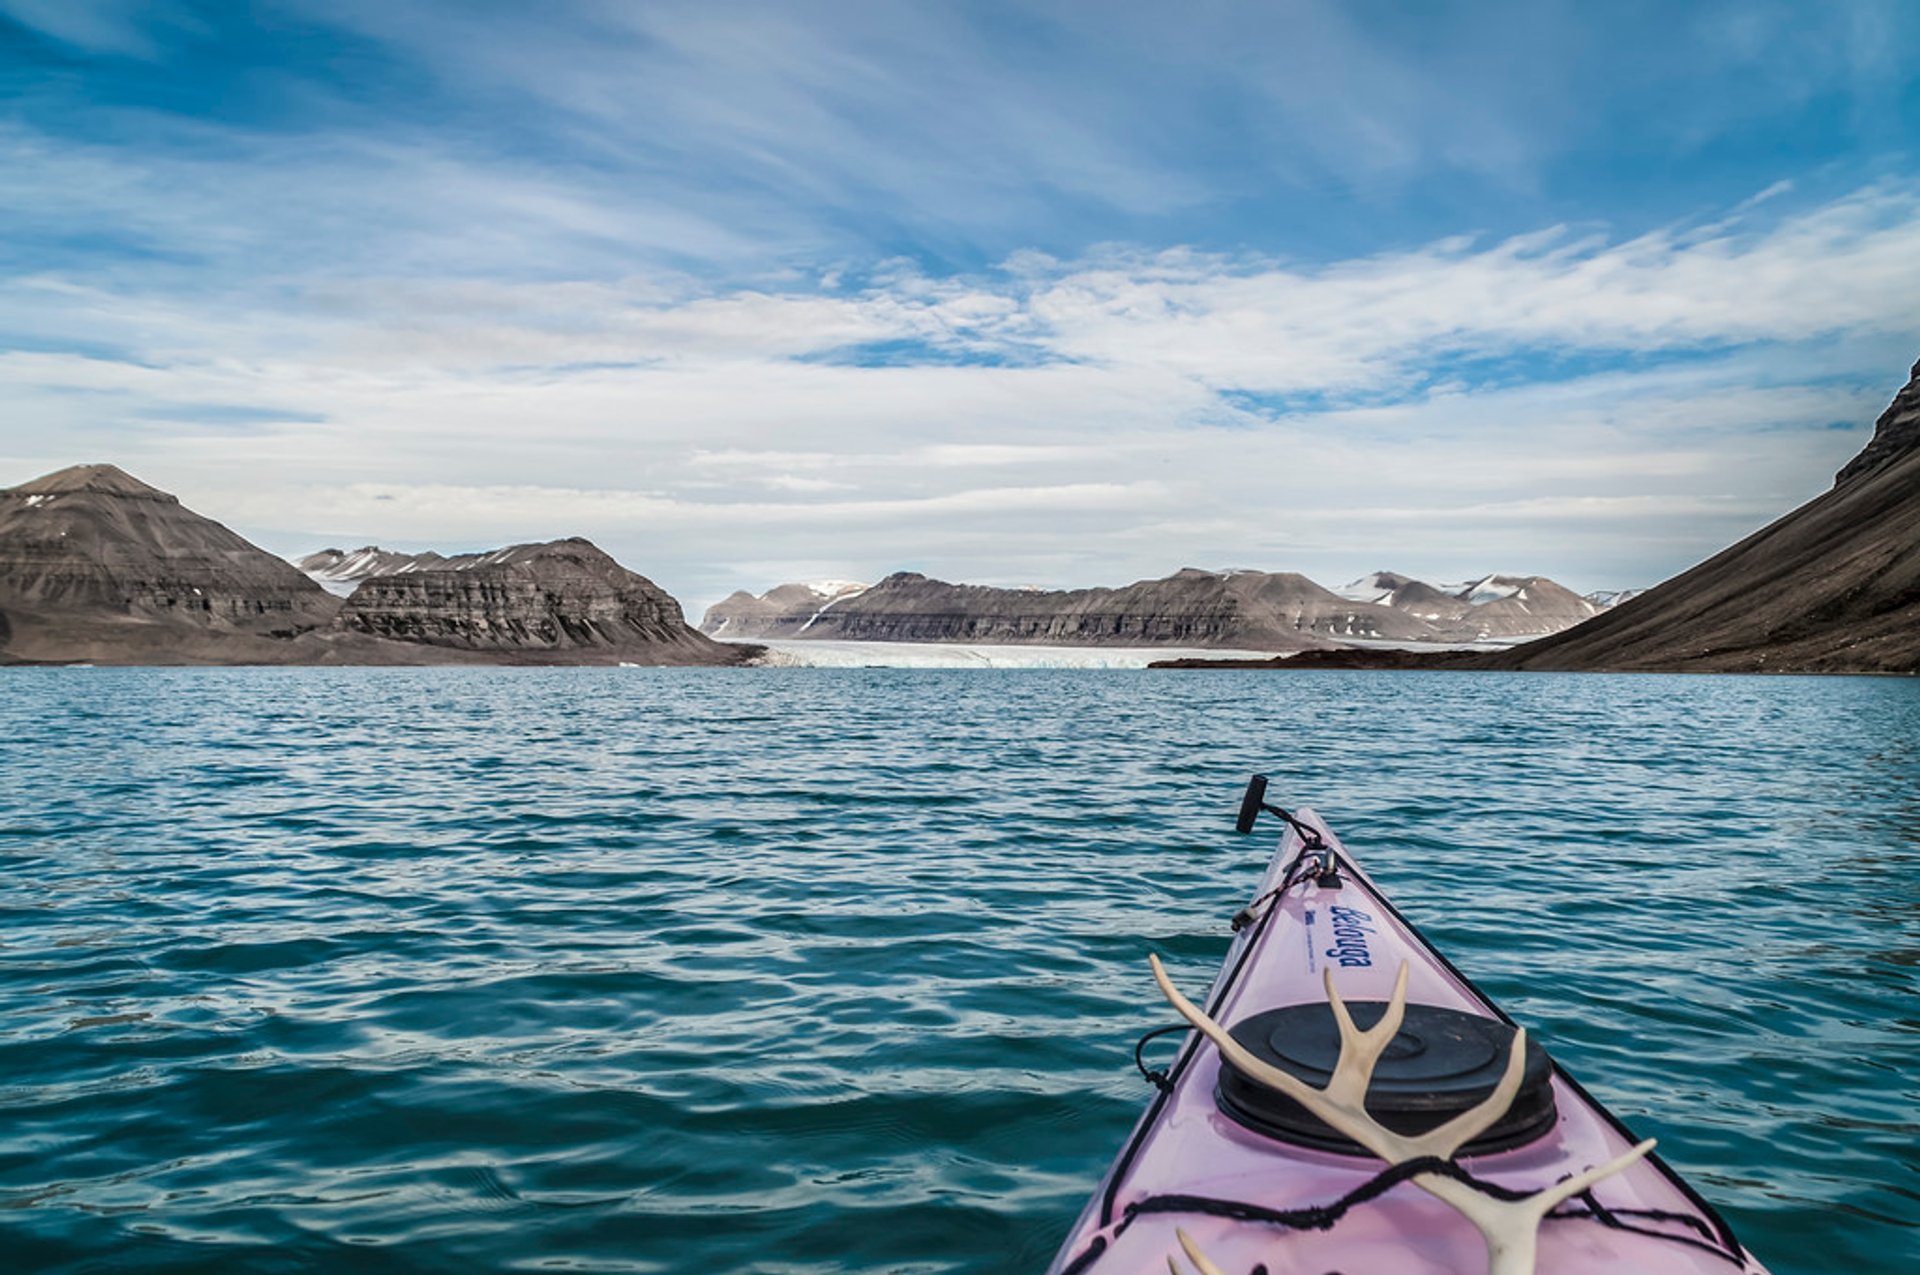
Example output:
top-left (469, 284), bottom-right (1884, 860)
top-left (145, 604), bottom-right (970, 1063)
top-left (1164, 1227), bottom-right (1226, 1275)
top-left (1414, 1139), bottom-right (1657, 1275)
top-left (1319, 961), bottom-right (1408, 1108)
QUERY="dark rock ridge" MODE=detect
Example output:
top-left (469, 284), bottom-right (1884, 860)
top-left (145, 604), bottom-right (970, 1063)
top-left (1483, 357), bottom-right (1920, 674)
top-left (1835, 357), bottom-right (1920, 486)
top-left (0, 465), bottom-right (746, 666)
top-left (336, 538), bottom-right (737, 662)
top-left (705, 568), bottom-right (1607, 647)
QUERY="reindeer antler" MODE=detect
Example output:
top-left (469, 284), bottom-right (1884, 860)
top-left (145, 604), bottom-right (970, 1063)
top-left (1149, 955), bottom-right (1526, 1162)
top-left (1149, 955), bottom-right (1655, 1275)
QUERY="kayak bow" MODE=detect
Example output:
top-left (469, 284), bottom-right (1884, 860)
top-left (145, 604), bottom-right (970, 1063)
top-left (1047, 779), bottom-right (1770, 1275)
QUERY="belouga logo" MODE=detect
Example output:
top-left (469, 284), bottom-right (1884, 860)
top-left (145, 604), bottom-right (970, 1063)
top-left (1325, 904), bottom-right (1375, 967)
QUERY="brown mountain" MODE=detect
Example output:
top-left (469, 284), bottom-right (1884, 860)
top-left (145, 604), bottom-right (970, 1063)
top-left (337, 538), bottom-right (743, 663)
top-left (1491, 357), bottom-right (1920, 673)
top-left (0, 463), bottom-right (342, 663)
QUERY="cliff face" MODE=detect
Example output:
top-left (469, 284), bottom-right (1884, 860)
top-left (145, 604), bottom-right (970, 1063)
top-left (1492, 357), bottom-right (1920, 674)
top-left (337, 538), bottom-right (743, 664)
top-left (0, 464), bottom-right (342, 662)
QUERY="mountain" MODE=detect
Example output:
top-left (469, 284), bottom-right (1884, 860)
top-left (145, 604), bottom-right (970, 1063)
top-left (1442, 575), bottom-right (1603, 638)
top-left (0, 464), bottom-right (341, 663)
top-left (295, 546), bottom-right (447, 596)
top-left (1492, 356), bottom-right (1920, 673)
top-left (337, 538), bottom-right (741, 663)
top-left (702, 568), bottom-right (1449, 648)
top-left (702, 580), bottom-right (869, 638)
top-left (1335, 571), bottom-right (1473, 624)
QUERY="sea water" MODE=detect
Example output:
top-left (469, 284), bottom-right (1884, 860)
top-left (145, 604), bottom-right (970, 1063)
top-left (0, 668), bottom-right (1914, 1274)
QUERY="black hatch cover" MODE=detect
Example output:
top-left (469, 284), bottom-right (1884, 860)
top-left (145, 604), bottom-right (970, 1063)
top-left (1214, 1000), bottom-right (1557, 1156)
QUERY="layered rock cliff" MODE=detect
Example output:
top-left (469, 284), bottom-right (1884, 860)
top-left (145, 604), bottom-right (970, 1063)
top-left (1490, 357), bottom-right (1920, 674)
top-left (0, 464), bottom-right (341, 662)
top-left (336, 538), bottom-right (741, 663)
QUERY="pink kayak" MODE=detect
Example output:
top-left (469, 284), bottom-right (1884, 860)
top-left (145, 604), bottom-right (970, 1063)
top-left (1047, 778), bottom-right (1770, 1275)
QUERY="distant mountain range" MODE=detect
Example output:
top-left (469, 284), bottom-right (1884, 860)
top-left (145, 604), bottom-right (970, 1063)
top-left (0, 468), bottom-right (746, 666)
top-left (699, 568), bottom-right (1617, 648)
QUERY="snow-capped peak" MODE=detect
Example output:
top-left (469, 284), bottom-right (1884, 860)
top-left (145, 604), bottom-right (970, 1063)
top-left (1449, 574), bottom-right (1525, 606)
top-left (802, 580), bottom-right (868, 600)
top-left (1336, 571), bottom-right (1423, 605)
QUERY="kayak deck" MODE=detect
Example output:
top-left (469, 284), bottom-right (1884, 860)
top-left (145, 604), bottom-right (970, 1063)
top-left (1048, 810), bottom-right (1768, 1274)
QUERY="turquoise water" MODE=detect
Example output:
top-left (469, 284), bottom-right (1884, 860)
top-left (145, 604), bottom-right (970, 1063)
top-left (1, 668), bottom-right (1915, 1274)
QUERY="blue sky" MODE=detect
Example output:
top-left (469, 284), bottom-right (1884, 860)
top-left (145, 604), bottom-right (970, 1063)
top-left (3, 1), bottom-right (1918, 610)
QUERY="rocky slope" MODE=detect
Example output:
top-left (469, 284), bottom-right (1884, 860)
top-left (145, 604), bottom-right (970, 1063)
top-left (0, 464), bottom-right (343, 662)
top-left (709, 567), bottom-right (1608, 647)
top-left (336, 538), bottom-right (741, 663)
top-left (1490, 357), bottom-right (1920, 674)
